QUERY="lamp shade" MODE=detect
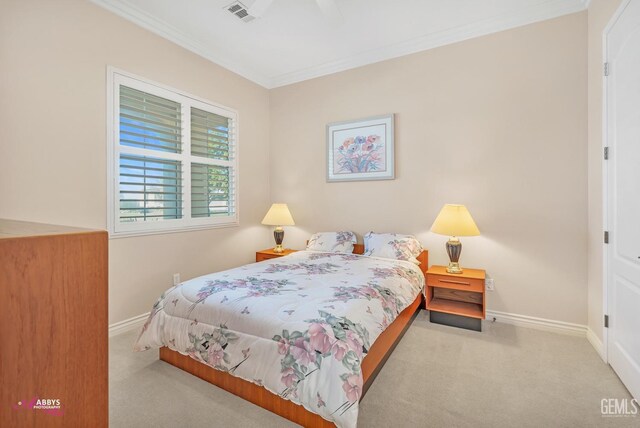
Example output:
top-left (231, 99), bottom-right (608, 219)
top-left (430, 204), bottom-right (480, 237)
top-left (261, 203), bottom-right (295, 226)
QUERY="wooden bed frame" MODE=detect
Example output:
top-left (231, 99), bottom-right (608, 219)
top-left (160, 244), bottom-right (428, 427)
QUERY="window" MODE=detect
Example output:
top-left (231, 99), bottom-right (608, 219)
top-left (108, 69), bottom-right (238, 237)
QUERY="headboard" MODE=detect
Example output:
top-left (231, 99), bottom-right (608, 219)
top-left (352, 243), bottom-right (429, 277)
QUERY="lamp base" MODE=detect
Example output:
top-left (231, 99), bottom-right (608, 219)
top-left (273, 226), bottom-right (284, 253)
top-left (446, 262), bottom-right (463, 274)
top-left (445, 237), bottom-right (463, 274)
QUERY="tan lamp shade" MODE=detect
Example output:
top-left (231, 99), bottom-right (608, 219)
top-left (431, 204), bottom-right (480, 237)
top-left (261, 203), bottom-right (295, 226)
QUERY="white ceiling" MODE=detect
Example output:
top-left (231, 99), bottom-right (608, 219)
top-left (92, 0), bottom-right (588, 88)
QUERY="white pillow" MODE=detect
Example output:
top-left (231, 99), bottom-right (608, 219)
top-left (306, 232), bottom-right (357, 253)
top-left (363, 232), bottom-right (422, 264)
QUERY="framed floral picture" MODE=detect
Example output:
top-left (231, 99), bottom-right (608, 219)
top-left (326, 114), bottom-right (395, 182)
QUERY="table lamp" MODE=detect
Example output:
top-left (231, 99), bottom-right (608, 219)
top-left (430, 204), bottom-right (480, 274)
top-left (261, 203), bottom-right (295, 253)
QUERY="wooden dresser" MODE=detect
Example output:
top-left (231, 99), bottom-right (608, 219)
top-left (0, 219), bottom-right (108, 427)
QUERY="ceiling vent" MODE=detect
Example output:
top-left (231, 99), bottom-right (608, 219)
top-left (226, 1), bottom-right (255, 22)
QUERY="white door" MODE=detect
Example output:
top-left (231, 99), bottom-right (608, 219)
top-left (606, 0), bottom-right (640, 401)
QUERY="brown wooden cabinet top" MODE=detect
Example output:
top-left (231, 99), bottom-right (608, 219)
top-left (0, 219), bottom-right (101, 239)
top-left (427, 265), bottom-right (486, 280)
top-left (256, 248), bottom-right (298, 257)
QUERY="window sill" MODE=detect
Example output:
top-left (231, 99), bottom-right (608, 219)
top-left (108, 221), bottom-right (239, 239)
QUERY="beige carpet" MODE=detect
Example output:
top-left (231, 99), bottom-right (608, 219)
top-left (110, 310), bottom-right (635, 427)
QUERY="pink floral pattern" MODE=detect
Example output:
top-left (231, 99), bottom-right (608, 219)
top-left (337, 135), bottom-right (383, 173)
top-left (307, 252), bottom-right (335, 261)
top-left (135, 250), bottom-right (424, 428)
top-left (307, 231), bottom-right (357, 253)
top-left (328, 283), bottom-right (404, 320)
top-left (371, 266), bottom-right (423, 292)
top-left (189, 277), bottom-right (296, 313)
top-left (364, 232), bottom-right (423, 263)
top-left (342, 374), bottom-right (363, 403)
top-left (185, 326), bottom-right (248, 372)
top-left (272, 310), bottom-right (371, 416)
top-left (263, 262), bottom-right (340, 275)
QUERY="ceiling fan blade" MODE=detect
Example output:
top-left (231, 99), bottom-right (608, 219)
top-left (248, 0), bottom-right (274, 17)
top-left (315, 0), bottom-right (342, 24)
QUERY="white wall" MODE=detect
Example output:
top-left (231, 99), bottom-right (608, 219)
top-left (1, 2), bottom-right (598, 329)
top-left (0, 0), bottom-right (273, 324)
top-left (270, 12), bottom-right (589, 325)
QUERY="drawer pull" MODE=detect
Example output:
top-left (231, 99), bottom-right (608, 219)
top-left (439, 279), bottom-right (471, 286)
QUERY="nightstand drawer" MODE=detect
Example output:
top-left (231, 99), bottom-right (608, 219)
top-left (426, 274), bottom-right (484, 292)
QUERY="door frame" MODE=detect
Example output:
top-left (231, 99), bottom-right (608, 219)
top-left (602, 0), bottom-right (633, 365)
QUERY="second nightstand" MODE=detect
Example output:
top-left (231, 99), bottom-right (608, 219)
top-left (426, 265), bottom-right (486, 331)
top-left (255, 248), bottom-right (297, 262)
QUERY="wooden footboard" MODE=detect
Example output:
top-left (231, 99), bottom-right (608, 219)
top-left (160, 347), bottom-right (335, 427)
top-left (160, 248), bottom-right (428, 427)
top-left (160, 292), bottom-right (423, 428)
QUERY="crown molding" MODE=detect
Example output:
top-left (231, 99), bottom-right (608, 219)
top-left (89, 0), bottom-right (272, 88)
top-left (270, 0), bottom-right (588, 87)
top-left (91, 0), bottom-right (588, 89)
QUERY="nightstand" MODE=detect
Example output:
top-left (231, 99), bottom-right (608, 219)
top-left (425, 265), bottom-right (486, 331)
top-left (255, 248), bottom-right (297, 262)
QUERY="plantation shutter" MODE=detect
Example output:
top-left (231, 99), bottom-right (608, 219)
top-left (190, 107), bottom-right (235, 218)
top-left (119, 86), bottom-right (182, 153)
top-left (119, 155), bottom-right (183, 222)
top-left (118, 85), bottom-right (183, 223)
top-left (110, 71), bottom-right (238, 236)
top-left (190, 107), bottom-right (231, 160)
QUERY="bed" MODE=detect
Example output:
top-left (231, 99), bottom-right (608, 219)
top-left (135, 243), bottom-right (428, 427)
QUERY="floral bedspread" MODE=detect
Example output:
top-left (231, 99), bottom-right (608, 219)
top-left (134, 250), bottom-right (424, 428)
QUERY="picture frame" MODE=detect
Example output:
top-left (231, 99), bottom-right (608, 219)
top-left (326, 114), bottom-right (395, 182)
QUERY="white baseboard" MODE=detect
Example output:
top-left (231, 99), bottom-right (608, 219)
top-left (109, 312), bottom-right (149, 338)
top-left (112, 310), bottom-right (603, 358)
top-left (587, 328), bottom-right (606, 362)
top-left (485, 310), bottom-right (587, 337)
